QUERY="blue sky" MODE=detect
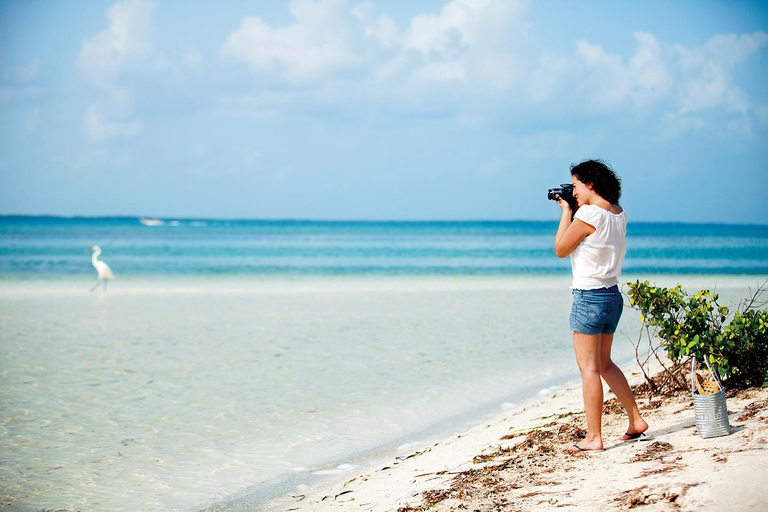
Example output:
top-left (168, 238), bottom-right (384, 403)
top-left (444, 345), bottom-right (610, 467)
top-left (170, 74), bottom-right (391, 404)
top-left (1, 0), bottom-right (767, 223)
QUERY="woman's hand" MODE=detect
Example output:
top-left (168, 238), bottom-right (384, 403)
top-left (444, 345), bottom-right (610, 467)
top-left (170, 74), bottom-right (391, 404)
top-left (556, 195), bottom-right (572, 213)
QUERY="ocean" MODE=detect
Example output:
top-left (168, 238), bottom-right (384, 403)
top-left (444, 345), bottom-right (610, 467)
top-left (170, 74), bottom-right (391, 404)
top-left (2, 216), bottom-right (768, 278)
top-left (1, 216), bottom-right (767, 511)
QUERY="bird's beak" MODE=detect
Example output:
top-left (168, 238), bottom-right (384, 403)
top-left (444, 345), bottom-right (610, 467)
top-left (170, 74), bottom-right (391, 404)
top-left (87, 248), bottom-right (94, 252)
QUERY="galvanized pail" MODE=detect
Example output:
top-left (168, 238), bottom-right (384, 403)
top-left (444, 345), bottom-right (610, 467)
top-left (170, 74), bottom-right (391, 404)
top-left (691, 357), bottom-right (730, 439)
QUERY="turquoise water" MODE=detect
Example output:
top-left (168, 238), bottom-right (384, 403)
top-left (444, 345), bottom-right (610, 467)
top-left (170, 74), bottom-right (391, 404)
top-left (2, 216), bottom-right (768, 278)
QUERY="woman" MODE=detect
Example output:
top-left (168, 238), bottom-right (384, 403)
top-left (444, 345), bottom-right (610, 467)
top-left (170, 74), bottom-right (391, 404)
top-left (554, 159), bottom-right (648, 452)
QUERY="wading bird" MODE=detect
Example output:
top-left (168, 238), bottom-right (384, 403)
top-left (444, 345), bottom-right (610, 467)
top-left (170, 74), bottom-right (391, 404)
top-left (88, 245), bottom-right (115, 292)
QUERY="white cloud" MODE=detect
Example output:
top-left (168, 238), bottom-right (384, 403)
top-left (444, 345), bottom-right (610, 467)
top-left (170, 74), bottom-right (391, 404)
top-left (705, 32), bottom-right (768, 65)
top-left (77, 0), bottom-right (155, 87)
top-left (352, 1), bottom-right (399, 48)
top-left (675, 31), bottom-right (768, 115)
top-left (399, 0), bottom-right (525, 88)
top-left (576, 40), bottom-right (621, 67)
top-left (552, 33), bottom-right (672, 112)
top-left (403, 0), bottom-right (521, 55)
top-left (221, 0), bottom-right (525, 90)
top-left (629, 32), bottom-right (671, 106)
top-left (77, 0), bottom-right (158, 144)
top-left (527, 29), bottom-right (766, 127)
top-left (404, 10), bottom-right (455, 56)
top-left (222, 0), bottom-right (355, 82)
top-left (84, 106), bottom-right (143, 143)
top-left (215, 1), bottom-right (766, 135)
top-left (677, 59), bottom-right (729, 114)
top-left (372, 16), bottom-right (400, 48)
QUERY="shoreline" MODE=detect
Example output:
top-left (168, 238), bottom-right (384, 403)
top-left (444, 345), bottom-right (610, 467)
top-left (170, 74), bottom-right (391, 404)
top-left (201, 370), bottom-right (589, 512)
top-left (1, 273), bottom-right (765, 295)
top-left (259, 360), bottom-right (768, 512)
top-left (202, 350), bottom-right (650, 512)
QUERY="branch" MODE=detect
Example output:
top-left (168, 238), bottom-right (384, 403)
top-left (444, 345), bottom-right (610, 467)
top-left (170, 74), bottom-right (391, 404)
top-left (627, 323), bottom-right (656, 392)
top-left (741, 280), bottom-right (768, 312)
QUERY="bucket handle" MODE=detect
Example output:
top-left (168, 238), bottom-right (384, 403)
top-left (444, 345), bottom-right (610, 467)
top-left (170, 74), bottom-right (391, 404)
top-left (691, 356), bottom-right (724, 394)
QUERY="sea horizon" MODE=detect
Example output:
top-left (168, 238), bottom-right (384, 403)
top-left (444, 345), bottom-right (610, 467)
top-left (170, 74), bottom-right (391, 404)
top-left (3, 213), bottom-right (768, 227)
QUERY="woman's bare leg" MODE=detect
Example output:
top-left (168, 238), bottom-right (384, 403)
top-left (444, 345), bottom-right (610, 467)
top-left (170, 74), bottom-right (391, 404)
top-left (570, 331), bottom-right (604, 451)
top-left (598, 333), bottom-right (648, 438)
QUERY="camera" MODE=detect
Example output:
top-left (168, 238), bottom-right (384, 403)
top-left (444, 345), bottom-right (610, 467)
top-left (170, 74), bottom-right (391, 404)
top-left (547, 183), bottom-right (578, 212)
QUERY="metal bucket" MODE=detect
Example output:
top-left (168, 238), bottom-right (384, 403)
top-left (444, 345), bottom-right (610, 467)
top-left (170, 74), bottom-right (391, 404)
top-left (691, 357), bottom-right (731, 439)
top-left (693, 389), bottom-right (730, 438)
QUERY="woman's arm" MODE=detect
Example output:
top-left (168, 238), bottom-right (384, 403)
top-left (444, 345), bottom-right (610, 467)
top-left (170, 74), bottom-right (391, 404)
top-left (554, 202), bottom-right (596, 258)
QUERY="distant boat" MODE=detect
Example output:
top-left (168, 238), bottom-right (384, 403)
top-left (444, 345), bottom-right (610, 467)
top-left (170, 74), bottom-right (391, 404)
top-left (139, 218), bottom-right (165, 227)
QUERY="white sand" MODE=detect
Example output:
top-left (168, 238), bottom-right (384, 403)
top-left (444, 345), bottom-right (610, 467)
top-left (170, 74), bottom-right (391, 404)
top-left (266, 361), bottom-right (768, 511)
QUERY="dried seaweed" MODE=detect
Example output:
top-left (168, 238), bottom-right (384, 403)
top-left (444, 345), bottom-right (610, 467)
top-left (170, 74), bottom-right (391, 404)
top-left (603, 398), bottom-right (625, 415)
top-left (618, 483), bottom-right (698, 509)
top-left (736, 398), bottom-right (768, 421)
top-left (414, 415), bottom-right (583, 509)
top-left (629, 441), bottom-right (674, 463)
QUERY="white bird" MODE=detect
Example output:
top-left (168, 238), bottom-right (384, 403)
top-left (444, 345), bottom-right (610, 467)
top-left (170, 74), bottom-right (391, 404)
top-left (88, 245), bottom-right (115, 292)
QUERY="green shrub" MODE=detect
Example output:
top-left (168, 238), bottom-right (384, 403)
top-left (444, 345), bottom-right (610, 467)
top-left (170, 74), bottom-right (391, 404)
top-left (722, 308), bottom-right (768, 387)
top-left (626, 280), bottom-right (768, 388)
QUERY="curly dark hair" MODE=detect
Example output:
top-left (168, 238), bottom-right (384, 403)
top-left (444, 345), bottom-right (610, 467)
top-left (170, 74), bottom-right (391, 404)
top-left (570, 159), bottom-right (621, 205)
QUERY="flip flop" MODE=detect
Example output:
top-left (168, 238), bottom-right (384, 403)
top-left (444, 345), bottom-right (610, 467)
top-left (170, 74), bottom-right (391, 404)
top-left (568, 444), bottom-right (604, 453)
top-left (622, 432), bottom-right (647, 441)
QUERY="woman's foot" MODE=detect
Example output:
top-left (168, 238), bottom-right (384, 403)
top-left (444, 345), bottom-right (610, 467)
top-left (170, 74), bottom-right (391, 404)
top-left (621, 419), bottom-right (649, 440)
top-left (566, 439), bottom-right (603, 453)
top-left (567, 444), bottom-right (604, 453)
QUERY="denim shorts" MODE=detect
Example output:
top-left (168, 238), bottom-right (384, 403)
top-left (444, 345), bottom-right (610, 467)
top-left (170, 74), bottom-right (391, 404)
top-left (570, 285), bottom-right (623, 335)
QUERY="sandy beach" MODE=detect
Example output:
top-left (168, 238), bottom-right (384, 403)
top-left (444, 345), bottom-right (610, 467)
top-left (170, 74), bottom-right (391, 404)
top-left (265, 360), bottom-right (768, 512)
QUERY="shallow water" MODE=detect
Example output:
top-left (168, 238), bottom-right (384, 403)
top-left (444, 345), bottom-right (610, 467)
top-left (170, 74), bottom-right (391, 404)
top-left (1, 276), bottom-right (762, 511)
top-left (0, 277), bottom-right (574, 511)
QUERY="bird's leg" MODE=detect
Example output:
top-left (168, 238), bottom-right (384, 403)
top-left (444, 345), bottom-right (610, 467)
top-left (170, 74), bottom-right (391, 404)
top-left (104, 280), bottom-right (108, 292)
top-left (91, 279), bottom-right (101, 292)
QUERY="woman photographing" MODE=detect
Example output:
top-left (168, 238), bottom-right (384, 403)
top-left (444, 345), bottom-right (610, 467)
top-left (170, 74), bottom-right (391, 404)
top-left (554, 159), bottom-right (648, 452)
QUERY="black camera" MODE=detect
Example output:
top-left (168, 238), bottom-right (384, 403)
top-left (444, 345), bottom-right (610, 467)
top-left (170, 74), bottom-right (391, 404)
top-left (547, 183), bottom-right (578, 212)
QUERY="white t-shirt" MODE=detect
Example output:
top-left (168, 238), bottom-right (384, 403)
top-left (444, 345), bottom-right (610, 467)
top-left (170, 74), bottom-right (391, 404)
top-left (570, 204), bottom-right (627, 290)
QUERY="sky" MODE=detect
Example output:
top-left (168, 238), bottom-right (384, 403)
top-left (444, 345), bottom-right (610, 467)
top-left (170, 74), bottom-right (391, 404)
top-left (1, 0), bottom-right (767, 223)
